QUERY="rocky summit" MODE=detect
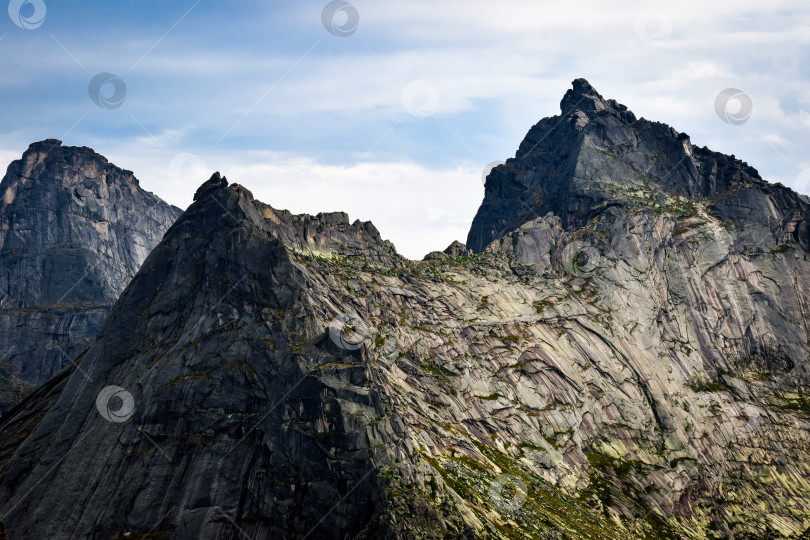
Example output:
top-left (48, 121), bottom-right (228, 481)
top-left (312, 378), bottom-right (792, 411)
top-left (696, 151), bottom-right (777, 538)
top-left (0, 140), bottom-right (181, 414)
top-left (2, 80), bottom-right (810, 539)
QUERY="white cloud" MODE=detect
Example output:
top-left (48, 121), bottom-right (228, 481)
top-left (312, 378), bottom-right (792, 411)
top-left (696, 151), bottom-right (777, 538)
top-left (760, 133), bottom-right (789, 146)
top-left (793, 166), bottom-right (810, 196)
top-left (0, 150), bottom-right (20, 176)
top-left (96, 142), bottom-right (483, 260)
top-left (667, 62), bottom-right (730, 81)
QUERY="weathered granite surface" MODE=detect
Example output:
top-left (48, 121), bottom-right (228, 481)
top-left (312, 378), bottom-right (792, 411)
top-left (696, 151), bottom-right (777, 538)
top-left (0, 140), bottom-right (181, 415)
top-left (2, 82), bottom-right (810, 539)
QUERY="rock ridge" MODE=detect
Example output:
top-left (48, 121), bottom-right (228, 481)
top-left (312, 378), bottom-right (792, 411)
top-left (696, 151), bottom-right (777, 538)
top-left (2, 83), bottom-right (810, 538)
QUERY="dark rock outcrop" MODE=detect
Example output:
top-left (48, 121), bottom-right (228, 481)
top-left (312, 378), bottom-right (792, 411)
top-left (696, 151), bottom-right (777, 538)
top-left (423, 240), bottom-right (470, 261)
top-left (468, 78), bottom-right (810, 253)
top-left (2, 82), bottom-right (810, 539)
top-left (0, 175), bottom-right (409, 539)
top-left (0, 140), bottom-right (181, 414)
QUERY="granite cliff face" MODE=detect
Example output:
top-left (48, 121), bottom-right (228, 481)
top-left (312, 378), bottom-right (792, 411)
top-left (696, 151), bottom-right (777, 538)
top-left (468, 78), bottom-right (810, 254)
top-left (2, 82), bottom-right (810, 539)
top-left (0, 140), bottom-right (182, 414)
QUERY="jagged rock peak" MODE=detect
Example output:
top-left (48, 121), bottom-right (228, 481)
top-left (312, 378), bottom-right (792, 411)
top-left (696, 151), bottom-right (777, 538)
top-left (13, 139), bottom-right (145, 188)
top-left (560, 78), bottom-right (607, 112)
top-left (422, 240), bottom-right (469, 261)
top-left (193, 171), bottom-right (228, 201)
top-left (468, 79), bottom-right (807, 252)
top-left (559, 78), bottom-right (636, 122)
top-left (443, 240), bottom-right (469, 256)
top-left (186, 172), bottom-right (399, 265)
top-left (27, 138), bottom-right (63, 150)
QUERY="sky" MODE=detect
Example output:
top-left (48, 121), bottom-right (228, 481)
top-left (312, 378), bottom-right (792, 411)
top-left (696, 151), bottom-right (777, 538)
top-left (1, 0), bottom-right (809, 259)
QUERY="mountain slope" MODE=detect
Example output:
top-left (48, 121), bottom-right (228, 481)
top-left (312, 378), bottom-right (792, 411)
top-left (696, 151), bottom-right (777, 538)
top-left (2, 82), bottom-right (810, 539)
top-left (0, 140), bottom-right (182, 414)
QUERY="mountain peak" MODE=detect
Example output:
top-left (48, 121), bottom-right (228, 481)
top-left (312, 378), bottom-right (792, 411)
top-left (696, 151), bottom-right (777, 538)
top-left (560, 78), bottom-right (608, 113)
top-left (27, 139), bottom-right (63, 150)
top-left (469, 80), bottom-right (808, 252)
top-left (193, 171), bottom-right (228, 201)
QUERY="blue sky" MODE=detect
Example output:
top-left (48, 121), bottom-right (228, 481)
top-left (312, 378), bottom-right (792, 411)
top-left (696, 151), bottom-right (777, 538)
top-left (1, 0), bottom-right (809, 258)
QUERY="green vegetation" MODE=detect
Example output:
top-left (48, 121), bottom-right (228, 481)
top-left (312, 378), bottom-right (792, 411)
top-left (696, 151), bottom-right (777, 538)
top-left (475, 392), bottom-right (503, 401)
top-left (688, 380), bottom-right (729, 393)
top-left (596, 147), bottom-right (620, 161)
top-left (416, 435), bottom-right (680, 539)
top-left (672, 221), bottom-right (706, 236)
top-left (668, 456), bottom-right (697, 468)
top-left (772, 391), bottom-right (810, 413)
top-left (420, 362), bottom-right (458, 378)
top-left (541, 430), bottom-right (568, 450)
top-left (662, 198), bottom-right (699, 218)
top-left (533, 299), bottom-right (554, 314)
top-left (687, 372), bottom-right (729, 393)
top-left (772, 244), bottom-right (794, 254)
top-left (580, 452), bottom-right (679, 540)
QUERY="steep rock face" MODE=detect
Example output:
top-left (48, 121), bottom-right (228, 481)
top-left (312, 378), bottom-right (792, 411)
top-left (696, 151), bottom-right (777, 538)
top-left (2, 82), bottom-right (810, 539)
top-left (0, 140), bottom-right (182, 414)
top-left (0, 176), bottom-right (413, 539)
top-left (467, 78), bottom-right (810, 253)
